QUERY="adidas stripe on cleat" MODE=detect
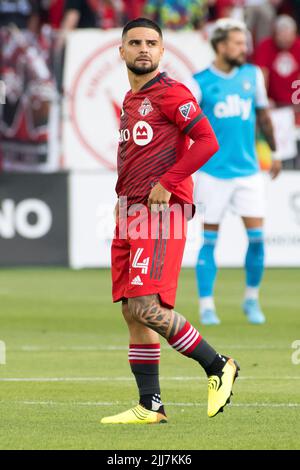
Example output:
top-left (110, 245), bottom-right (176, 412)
top-left (100, 404), bottom-right (168, 424)
top-left (207, 357), bottom-right (240, 418)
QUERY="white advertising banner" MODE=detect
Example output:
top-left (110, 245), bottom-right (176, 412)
top-left (270, 107), bottom-right (297, 161)
top-left (69, 171), bottom-right (117, 268)
top-left (63, 29), bottom-right (214, 171)
top-left (264, 172), bottom-right (300, 267)
top-left (69, 171), bottom-right (300, 268)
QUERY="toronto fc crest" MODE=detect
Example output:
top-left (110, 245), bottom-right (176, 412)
top-left (139, 98), bottom-right (153, 116)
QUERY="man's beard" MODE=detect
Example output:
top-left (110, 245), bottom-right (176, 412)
top-left (127, 61), bottom-right (158, 76)
top-left (226, 54), bottom-right (246, 68)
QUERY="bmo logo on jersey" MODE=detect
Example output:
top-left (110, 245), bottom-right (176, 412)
top-left (133, 121), bottom-right (153, 146)
top-left (214, 95), bottom-right (252, 121)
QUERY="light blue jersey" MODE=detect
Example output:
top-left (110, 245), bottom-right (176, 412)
top-left (193, 64), bottom-right (268, 178)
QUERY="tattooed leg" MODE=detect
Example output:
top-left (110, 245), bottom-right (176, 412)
top-left (128, 294), bottom-right (221, 371)
top-left (128, 294), bottom-right (185, 340)
top-left (122, 299), bottom-right (160, 344)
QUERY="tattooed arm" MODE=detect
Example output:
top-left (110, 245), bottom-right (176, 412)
top-left (256, 108), bottom-right (282, 179)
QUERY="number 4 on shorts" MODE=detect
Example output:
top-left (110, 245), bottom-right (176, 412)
top-left (132, 248), bottom-right (150, 275)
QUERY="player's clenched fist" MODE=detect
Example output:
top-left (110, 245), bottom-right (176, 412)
top-left (148, 182), bottom-right (171, 211)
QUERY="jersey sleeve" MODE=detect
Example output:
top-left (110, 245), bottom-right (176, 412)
top-left (159, 83), bottom-right (204, 136)
top-left (255, 66), bottom-right (269, 109)
top-left (159, 116), bottom-right (219, 192)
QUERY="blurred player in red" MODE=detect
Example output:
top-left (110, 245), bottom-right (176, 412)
top-left (101, 18), bottom-right (240, 425)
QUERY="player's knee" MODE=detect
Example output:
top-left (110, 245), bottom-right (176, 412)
top-left (128, 296), bottom-right (156, 324)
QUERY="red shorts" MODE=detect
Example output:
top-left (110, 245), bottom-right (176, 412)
top-left (111, 204), bottom-right (187, 309)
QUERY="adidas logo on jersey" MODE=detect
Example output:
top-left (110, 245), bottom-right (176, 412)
top-left (214, 95), bottom-right (252, 120)
top-left (131, 275), bottom-right (143, 286)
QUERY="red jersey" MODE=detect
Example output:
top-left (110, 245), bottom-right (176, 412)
top-left (254, 37), bottom-right (300, 105)
top-left (116, 72), bottom-right (206, 207)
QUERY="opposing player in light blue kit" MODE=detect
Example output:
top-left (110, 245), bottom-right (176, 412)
top-left (192, 19), bottom-right (282, 325)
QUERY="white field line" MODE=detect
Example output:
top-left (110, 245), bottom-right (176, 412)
top-left (0, 376), bottom-right (299, 382)
top-left (0, 400), bottom-right (299, 409)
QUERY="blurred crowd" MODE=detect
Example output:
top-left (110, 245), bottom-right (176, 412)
top-left (0, 1), bottom-right (299, 32)
top-left (0, 1), bottom-right (300, 163)
top-left (0, 1), bottom-right (300, 108)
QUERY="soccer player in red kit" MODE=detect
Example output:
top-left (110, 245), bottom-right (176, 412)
top-left (101, 18), bottom-right (240, 424)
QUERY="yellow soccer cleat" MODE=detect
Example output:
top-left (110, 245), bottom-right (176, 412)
top-left (207, 358), bottom-right (240, 418)
top-left (101, 404), bottom-right (168, 424)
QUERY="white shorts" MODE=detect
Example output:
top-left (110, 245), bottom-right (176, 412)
top-left (194, 172), bottom-right (266, 224)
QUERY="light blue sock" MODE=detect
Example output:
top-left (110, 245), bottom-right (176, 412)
top-left (196, 230), bottom-right (218, 298)
top-left (245, 228), bottom-right (265, 288)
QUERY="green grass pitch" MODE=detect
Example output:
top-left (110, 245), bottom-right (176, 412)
top-left (0, 267), bottom-right (300, 450)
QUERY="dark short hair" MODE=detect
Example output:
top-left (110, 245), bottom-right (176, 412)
top-left (122, 17), bottom-right (163, 39)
